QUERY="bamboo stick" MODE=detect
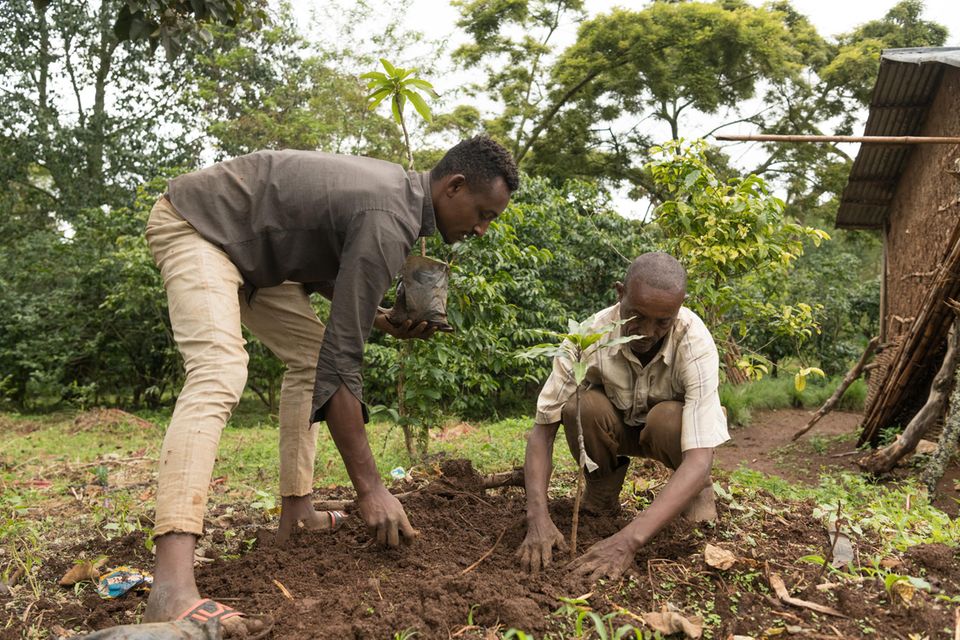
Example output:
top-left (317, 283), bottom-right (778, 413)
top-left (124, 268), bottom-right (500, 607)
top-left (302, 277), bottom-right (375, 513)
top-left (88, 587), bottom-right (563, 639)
top-left (716, 134), bottom-right (960, 144)
top-left (859, 217), bottom-right (960, 445)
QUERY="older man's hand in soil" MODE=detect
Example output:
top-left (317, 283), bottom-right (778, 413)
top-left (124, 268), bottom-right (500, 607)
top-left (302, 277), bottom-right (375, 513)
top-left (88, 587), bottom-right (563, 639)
top-left (568, 530), bottom-right (637, 584)
top-left (517, 516), bottom-right (567, 575)
top-left (357, 486), bottom-right (419, 547)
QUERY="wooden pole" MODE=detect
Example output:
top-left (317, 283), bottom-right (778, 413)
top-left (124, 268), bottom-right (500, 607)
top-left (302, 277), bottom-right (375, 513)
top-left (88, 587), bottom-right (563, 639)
top-left (859, 318), bottom-right (960, 475)
top-left (715, 134), bottom-right (960, 145)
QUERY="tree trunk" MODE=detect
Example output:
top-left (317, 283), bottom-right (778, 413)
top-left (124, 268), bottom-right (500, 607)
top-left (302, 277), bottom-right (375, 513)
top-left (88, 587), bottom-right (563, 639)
top-left (793, 336), bottom-right (878, 441)
top-left (859, 320), bottom-right (960, 474)
top-left (922, 358), bottom-right (960, 493)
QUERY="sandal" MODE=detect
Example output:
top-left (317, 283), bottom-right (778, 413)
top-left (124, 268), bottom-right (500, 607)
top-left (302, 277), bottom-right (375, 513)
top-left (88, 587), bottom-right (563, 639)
top-left (177, 598), bottom-right (274, 639)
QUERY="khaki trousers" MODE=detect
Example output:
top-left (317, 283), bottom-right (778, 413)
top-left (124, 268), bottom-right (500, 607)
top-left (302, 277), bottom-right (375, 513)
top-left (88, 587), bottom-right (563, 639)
top-left (561, 389), bottom-right (683, 475)
top-left (146, 197), bottom-right (325, 536)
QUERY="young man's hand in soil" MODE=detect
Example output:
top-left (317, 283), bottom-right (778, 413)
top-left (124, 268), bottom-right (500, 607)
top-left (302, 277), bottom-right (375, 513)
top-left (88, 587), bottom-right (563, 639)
top-left (357, 485), bottom-right (419, 546)
top-left (326, 384), bottom-right (419, 547)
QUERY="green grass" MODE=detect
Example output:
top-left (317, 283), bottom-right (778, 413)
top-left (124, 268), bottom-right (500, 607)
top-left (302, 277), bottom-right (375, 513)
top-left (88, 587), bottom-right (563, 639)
top-left (0, 397), bottom-right (572, 501)
top-left (721, 376), bottom-right (867, 427)
top-left (723, 467), bottom-right (960, 553)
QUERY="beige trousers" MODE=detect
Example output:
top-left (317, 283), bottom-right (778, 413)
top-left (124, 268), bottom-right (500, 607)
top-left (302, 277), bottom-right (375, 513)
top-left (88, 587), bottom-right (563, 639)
top-left (146, 197), bottom-right (325, 536)
top-left (561, 389), bottom-right (683, 475)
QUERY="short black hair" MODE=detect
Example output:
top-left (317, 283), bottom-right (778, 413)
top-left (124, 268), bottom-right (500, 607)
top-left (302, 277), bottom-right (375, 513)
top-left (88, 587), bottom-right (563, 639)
top-left (430, 135), bottom-right (520, 193)
top-left (625, 252), bottom-right (687, 293)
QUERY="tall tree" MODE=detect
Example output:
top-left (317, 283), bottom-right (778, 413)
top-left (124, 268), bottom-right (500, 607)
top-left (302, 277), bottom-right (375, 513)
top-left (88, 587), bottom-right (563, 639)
top-left (453, 0), bottom-right (821, 197)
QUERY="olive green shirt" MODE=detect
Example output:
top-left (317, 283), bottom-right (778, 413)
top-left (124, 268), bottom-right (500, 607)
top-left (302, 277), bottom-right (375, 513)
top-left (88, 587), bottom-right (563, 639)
top-left (167, 150), bottom-right (437, 424)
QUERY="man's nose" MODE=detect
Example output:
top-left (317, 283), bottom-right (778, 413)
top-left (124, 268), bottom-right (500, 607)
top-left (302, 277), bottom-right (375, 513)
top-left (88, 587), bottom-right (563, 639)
top-left (635, 321), bottom-right (655, 336)
top-left (474, 221), bottom-right (490, 237)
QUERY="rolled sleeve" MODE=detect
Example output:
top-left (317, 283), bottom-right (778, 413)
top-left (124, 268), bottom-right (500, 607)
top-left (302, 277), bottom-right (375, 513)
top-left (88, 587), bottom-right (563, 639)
top-left (677, 334), bottom-right (730, 452)
top-left (535, 349), bottom-right (578, 425)
top-left (310, 210), bottom-right (415, 424)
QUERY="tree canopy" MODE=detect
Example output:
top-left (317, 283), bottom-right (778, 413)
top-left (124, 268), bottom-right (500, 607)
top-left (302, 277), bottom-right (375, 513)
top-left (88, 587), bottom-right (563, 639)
top-left (0, 0), bottom-right (949, 415)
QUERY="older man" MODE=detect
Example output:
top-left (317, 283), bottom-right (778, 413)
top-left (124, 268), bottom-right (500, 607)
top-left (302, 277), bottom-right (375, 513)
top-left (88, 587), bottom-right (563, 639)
top-left (517, 252), bottom-right (729, 582)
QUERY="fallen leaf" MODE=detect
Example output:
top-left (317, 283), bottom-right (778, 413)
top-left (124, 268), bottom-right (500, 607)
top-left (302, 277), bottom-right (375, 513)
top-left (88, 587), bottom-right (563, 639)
top-left (880, 556), bottom-right (903, 570)
top-left (914, 439), bottom-right (938, 455)
top-left (273, 578), bottom-right (293, 600)
top-left (642, 608), bottom-right (703, 638)
top-left (768, 573), bottom-right (846, 618)
top-left (891, 580), bottom-right (915, 606)
top-left (704, 543), bottom-right (737, 570)
top-left (59, 557), bottom-right (107, 586)
top-left (827, 526), bottom-right (854, 569)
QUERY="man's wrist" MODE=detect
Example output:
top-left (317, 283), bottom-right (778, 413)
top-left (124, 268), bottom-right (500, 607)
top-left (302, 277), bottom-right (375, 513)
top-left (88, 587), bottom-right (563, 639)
top-left (525, 499), bottom-right (550, 521)
top-left (621, 519), bottom-right (650, 552)
top-left (354, 474), bottom-right (386, 499)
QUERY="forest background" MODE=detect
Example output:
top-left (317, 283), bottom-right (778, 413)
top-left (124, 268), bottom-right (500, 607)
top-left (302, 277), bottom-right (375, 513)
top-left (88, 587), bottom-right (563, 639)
top-left (1, 0), bottom-right (955, 440)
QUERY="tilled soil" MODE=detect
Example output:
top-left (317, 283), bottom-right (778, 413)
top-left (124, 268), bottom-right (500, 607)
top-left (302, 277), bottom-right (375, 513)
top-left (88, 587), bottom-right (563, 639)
top-left (4, 411), bottom-right (960, 639)
top-left (23, 460), bottom-right (960, 640)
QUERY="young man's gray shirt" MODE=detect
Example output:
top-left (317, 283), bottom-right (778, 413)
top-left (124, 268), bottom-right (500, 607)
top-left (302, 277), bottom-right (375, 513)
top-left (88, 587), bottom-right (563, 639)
top-left (166, 150), bottom-right (437, 424)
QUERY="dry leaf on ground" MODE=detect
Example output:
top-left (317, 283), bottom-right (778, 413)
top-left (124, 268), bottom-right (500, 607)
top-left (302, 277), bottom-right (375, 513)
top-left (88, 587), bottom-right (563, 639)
top-left (827, 526), bottom-right (854, 569)
top-left (59, 557), bottom-right (107, 586)
top-left (642, 608), bottom-right (703, 638)
top-left (704, 543), bottom-right (737, 570)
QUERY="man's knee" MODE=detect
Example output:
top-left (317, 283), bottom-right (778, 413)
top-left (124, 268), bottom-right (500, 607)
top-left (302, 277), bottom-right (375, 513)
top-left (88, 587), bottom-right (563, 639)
top-left (182, 354), bottom-right (249, 409)
top-left (561, 389), bottom-right (623, 472)
top-left (646, 400), bottom-right (682, 431)
top-left (641, 400), bottom-right (683, 469)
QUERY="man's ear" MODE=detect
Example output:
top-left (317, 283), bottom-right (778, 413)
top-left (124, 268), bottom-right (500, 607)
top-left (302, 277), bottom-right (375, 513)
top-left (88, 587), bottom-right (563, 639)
top-left (444, 174), bottom-right (466, 197)
top-left (614, 281), bottom-right (624, 302)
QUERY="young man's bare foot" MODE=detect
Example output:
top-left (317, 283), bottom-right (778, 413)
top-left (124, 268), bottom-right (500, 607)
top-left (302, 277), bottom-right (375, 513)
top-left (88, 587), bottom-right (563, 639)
top-left (145, 534), bottom-right (268, 637)
top-left (277, 494), bottom-right (346, 543)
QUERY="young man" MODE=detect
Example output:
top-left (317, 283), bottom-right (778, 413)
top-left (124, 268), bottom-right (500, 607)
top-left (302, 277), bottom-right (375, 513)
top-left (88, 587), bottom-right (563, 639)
top-left (517, 252), bottom-right (729, 583)
top-left (143, 136), bottom-right (518, 634)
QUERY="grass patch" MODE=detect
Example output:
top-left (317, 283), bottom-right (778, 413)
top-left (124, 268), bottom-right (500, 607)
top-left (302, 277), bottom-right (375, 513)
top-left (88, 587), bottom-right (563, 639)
top-left (0, 399), bottom-right (570, 516)
top-left (721, 376), bottom-right (866, 427)
top-left (725, 467), bottom-right (960, 553)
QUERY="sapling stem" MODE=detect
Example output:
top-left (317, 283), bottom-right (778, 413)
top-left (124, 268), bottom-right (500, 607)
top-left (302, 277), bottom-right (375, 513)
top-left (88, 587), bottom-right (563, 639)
top-left (571, 383), bottom-right (585, 557)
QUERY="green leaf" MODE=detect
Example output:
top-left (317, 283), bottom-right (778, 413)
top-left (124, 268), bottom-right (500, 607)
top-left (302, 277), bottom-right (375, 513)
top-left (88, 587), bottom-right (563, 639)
top-left (366, 87), bottom-right (392, 110)
top-left (405, 78), bottom-right (439, 97)
top-left (404, 89), bottom-right (432, 122)
top-left (360, 71), bottom-right (388, 82)
top-left (390, 95), bottom-right (403, 124)
top-left (379, 58), bottom-right (398, 76)
top-left (571, 361), bottom-right (588, 385)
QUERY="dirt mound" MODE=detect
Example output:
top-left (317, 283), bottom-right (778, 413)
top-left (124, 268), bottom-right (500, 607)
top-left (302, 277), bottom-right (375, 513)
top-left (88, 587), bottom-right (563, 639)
top-left (16, 459), bottom-right (957, 640)
top-left (72, 408), bottom-right (155, 432)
